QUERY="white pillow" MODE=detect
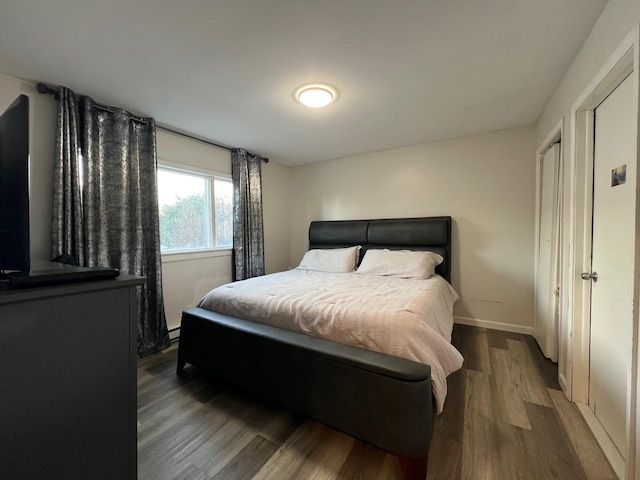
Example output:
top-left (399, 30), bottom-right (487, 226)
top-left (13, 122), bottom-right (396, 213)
top-left (297, 246), bottom-right (361, 273)
top-left (356, 249), bottom-right (443, 279)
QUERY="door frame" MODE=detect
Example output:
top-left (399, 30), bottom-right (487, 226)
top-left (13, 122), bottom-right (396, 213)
top-left (568, 25), bottom-right (639, 479)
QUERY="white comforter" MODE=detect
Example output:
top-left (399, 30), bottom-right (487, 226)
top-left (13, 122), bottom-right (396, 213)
top-left (197, 269), bottom-right (464, 412)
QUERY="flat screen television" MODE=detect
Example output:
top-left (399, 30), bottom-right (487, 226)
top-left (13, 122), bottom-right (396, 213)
top-left (0, 94), bottom-right (30, 273)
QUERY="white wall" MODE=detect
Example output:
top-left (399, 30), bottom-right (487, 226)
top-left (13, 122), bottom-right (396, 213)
top-left (537, 1), bottom-right (640, 144)
top-left (290, 125), bottom-right (537, 331)
top-left (262, 160), bottom-right (292, 274)
top-left (0, 74), bottom-right (57, 262)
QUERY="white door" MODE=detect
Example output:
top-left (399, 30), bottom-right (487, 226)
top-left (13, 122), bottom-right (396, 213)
top-left (589, 73), bottom-right (635, 458)
top-left (534, 143), bottom-right (561, 362)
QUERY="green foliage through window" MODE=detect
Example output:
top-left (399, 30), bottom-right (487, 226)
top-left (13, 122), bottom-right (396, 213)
top-left (157, 166), bottom-right (232, 253)
top-left (159, 193), bottom-right (207, 250)
top-left (214, 178), bottom-right (233, 247)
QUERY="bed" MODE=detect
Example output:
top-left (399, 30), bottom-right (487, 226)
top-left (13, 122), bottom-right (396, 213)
top-left (177, 216), bottom-right (462, 480)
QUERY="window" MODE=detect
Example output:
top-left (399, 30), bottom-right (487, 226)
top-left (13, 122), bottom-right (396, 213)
top-left (157, 165), bottom-right (233, 254)
top-left (213, 177), bottom-right (233, 247)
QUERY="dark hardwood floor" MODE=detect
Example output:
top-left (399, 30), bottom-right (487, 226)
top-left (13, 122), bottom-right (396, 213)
top-left (137, 324), bottom-right (617, 479)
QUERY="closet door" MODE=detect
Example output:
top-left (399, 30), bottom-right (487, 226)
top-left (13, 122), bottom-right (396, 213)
top-left (534, 143), bottom-right (560, 362)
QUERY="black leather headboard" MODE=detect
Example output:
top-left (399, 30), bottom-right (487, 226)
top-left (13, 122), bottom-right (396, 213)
top-left (308, 216), bottom-right (452, 283)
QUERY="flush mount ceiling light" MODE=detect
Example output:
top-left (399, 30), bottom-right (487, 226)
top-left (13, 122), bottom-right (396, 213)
top-left (295, 84), bottom-right (337, 108)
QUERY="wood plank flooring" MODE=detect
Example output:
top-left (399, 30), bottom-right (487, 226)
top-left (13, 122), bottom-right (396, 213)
top-left (137, 324), bottom-right (617, 479)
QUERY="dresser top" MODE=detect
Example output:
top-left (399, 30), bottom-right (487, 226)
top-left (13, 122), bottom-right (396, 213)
top-left (0, 274), bottom-right (145, 305)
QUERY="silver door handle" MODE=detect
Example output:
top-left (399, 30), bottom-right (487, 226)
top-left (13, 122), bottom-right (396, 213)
top-left (581, 272), bottom-right (598, 282)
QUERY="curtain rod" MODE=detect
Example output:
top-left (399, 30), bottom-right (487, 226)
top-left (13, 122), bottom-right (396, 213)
top-left (37, 82), bottom-right (150, 126)
top-left (37, 82), bottom-right (268, 163)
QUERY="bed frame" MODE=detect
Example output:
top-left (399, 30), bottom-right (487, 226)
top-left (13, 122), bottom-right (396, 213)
top-left (177, 216), bottom-right (452, 480)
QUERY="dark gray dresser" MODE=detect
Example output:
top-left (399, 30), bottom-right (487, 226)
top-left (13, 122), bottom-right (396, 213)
top-left (0, 275), bottom-right (143, 480)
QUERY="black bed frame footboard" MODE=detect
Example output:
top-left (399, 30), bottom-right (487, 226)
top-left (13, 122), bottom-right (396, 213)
top-left (177, 307), bottom-right (435, 477)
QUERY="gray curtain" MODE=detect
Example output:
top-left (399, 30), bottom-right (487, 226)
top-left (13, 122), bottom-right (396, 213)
top-left (52, 88), bottom-right (84, 264)
top-left (232, 149), bottom-right (265, 280)
top-left (52, 87), bottom-right (169, 357)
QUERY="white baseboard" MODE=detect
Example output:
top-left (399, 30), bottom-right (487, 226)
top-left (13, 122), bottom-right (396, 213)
top-left (454, 316), bottom-right (533, 335)
top-left (575, 402), bottom-right (624, 479)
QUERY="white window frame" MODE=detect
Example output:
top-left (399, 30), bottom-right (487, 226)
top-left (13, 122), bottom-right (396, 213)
top-left (157, 160), bottom-right (233, 259)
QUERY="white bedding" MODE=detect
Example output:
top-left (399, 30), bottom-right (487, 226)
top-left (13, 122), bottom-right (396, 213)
top-left (197, 269), bottom-right (464, 412)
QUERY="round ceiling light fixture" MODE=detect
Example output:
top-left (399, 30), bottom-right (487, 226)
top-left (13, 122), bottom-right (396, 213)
top-left (295, 83), bottom-right (337, 108)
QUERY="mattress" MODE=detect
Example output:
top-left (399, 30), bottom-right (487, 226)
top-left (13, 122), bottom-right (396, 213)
top-left (197, 269), bottom-right (464, 412)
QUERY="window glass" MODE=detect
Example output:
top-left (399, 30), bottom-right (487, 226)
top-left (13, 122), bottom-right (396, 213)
top-left (214, 177), bottom-right (233, 247)
top-left (158, 165), bottom-right (233, 254)
top-left (158, 167), bottom-right (211, 253)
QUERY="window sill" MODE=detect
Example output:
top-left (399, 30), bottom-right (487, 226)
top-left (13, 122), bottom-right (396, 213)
top-left (161, 248), bottom-right (232, 263)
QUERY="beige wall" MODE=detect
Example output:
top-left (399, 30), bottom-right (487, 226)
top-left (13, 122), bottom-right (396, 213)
top-left (0, 74), bottom-right (57, 262)
top-left (290, 125), bottom-right (537, 331)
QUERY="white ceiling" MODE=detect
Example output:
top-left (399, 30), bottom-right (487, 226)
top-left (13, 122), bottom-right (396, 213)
top-left (0, 0), bottom-right (608, 166)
